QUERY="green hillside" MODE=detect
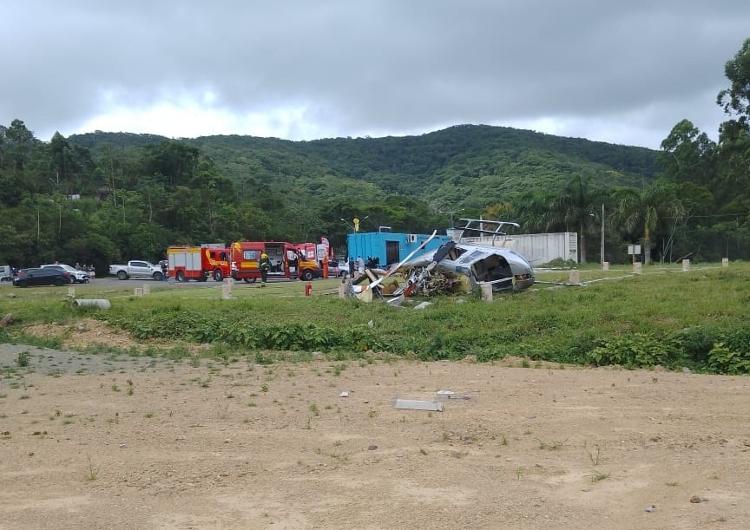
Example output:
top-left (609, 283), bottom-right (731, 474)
top-left (71, 124), bottom-right (659, 209)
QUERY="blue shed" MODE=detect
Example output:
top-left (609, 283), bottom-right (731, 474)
top-left (346, 231), bottom-right (451, 267)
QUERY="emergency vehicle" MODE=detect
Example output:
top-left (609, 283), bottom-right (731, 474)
top-left (167, 244), bottom-right (231, 282)
top-left (230, 241), bottom-right (321, 282)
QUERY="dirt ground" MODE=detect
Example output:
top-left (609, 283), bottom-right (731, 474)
top-left (1, 347), bottom-right (749, 529)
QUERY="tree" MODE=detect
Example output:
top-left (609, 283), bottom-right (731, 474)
top-left (660, 119), bottom-right (716, 185)
top-left (546, 176), bottom-right (601, 263)
top-left (717, 37), bottom-right (750, 128)
top-left (613, 182), bottom-right (685, 264)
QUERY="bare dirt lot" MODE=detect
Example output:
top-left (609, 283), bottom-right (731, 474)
top-left (1, 348), bottom-right (749, 529)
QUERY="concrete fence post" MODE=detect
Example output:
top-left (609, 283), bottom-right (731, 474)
top-left (142, 283), bottom-right (150, 295)
top-left (602, 261), bottom-right (609, 272)
top-left (722, 258), bottom-right (729, 268)
top-left (682, 259), bottom-right (690, 272)
top-left (221, 278), bottom-right (233, 300)
top-left (134, 287), bottom-right (143, 297)
top-left (633, 262), bottom-right (642, 274)
top-left (480, 283), bottom-right (493, 303)
top-left (568, 270), bottom-right (580, 285)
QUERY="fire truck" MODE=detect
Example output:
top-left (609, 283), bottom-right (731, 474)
top-left (167, 244), bottom-right (231, 282)
top-left (230, 241), bottom-right (322, 282)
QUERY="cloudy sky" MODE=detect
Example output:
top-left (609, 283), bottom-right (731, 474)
top-left (2, 1), bottom-right (749, 148)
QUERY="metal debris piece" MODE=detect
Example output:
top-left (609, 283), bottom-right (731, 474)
top-left (339, 391), bottom-right (350, 398)
top-left (414, 301), bottom-right (432, 310)
top-left (393, 399), bottom-right (444, 412)
top-left (645, 505), bottom-right (657, 513)
top-left (436, 389), bottom-right (455, 396)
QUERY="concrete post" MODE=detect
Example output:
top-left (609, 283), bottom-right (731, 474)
top-left (722, 258), bottom-right (729, 268)
top-left (221, 278), bottom-right (233, 300)
top-left (568, 270), bottom-right (580, 285)
top-left (682, 259), bottom-right (690, 272)
top-left (480, 283), bottom-right (493, 303)
top-left (67, 286), bottom-right (75, 298)
top-left (142, 283), bottom-right (150, 295)
top-left (602, 261), bottom-right (610, 272)
top-left (134, 287), bottom-right (143, 297)
top-left (633, 262), bottom-right (642, 274)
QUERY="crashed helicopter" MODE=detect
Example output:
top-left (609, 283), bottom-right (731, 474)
top-left (347, 219), bottom-right (535, 302)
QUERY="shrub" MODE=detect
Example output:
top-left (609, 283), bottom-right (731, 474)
top-left (586, 334), bottom-right (673, 368)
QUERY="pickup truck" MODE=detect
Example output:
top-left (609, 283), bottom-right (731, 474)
top-left (109, 260), bottom-right (164, 281)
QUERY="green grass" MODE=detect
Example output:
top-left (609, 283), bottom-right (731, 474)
top-left (1, 263), bottom-right (749, 372)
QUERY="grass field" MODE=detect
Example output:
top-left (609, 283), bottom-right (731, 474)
top-left (1, 262), bottom-right (749, 373)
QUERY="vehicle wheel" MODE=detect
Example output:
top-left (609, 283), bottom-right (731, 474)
top-left (213, 269), bottom-right (224, 282)
top-left (153, 271), bottom-right (164, 281)
top-left (117, 270), bottom-right (128, 280)
top-left (302, 270), bottom-right (313, 281)
top-left (176, 271), bottom-right (186, 283)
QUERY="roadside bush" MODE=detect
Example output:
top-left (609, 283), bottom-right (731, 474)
top-left (669, 326), bottom-right (719, 364)
top-left (585, 333), bottom-right (673, 368)
top-left (706, 343), bottom-right (750, 374)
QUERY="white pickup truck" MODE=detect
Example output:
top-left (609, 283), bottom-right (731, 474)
top-left (109, 260), bottom-right (164, 281)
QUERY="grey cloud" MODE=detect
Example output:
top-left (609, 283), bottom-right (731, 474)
top-left (1, 0), bottom-right (748, 146)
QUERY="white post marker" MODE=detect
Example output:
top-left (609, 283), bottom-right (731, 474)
top-left (67, 286), bottom-right (75, 298)
top-left (568, 270), bottom-right (580, 285)
top-left (142, 283), bottom-right (150, 295)
top-left (722, 258), bottom-right (729, 268)
top-left (602, 261), bottom-right (609, 272)
top-left (480, 283), bottom-right (493, 302)
top-left (633, 262), bottom-right (642, 274)
top-left (682, 259), bottom-right (690, 272)
top-left (134, 287), bottom-right (143, 297)
top-left (221, 278), bottom-right (233, 300)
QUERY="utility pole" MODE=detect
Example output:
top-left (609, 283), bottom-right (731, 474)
top-left (600, 203), bottom-right (604, 267)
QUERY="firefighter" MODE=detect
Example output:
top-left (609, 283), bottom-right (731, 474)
top-left (259, 251), bottom-right (270, 286)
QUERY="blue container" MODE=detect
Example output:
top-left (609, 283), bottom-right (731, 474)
top-left (346, 232), bottom-right (451, 267)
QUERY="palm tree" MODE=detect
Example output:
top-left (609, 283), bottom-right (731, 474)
top-left (614, 183), bottom-right (685, 264)
top-left (546, 176), bottom-right (600, 263)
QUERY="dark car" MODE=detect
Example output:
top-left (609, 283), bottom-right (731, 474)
top-left (12, 268), bottom-right (71, 287)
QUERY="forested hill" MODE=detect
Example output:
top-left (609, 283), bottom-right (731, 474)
top-left (71, 124), bottom-right (659, 207)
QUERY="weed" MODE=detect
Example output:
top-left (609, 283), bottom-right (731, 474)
top-left (309, 403), bottom-right (319, 416)
top-left (261, 384), bottom-right (269, 393)
top-left (86, 456), bottom-right (98, 481)
top-left (16, 351), bottom-right (30, 368)
top-left (500, 434), bottom-right (508, 446)
top-left (126, 380), bottom-right (134, 396)
top-left (585, 443), bottom-right (602, 466)
top-left (144, 412), bottom-right (154, 418)
top-left (111, 384), bottom-right (119, 392)
top-left (666, 481), bottom-right (679, 487)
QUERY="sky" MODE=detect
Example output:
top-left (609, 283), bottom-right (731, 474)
top-left (1, 0), bottom-right (749, 149)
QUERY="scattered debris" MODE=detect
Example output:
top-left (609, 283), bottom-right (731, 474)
top-left (393, 399), bottom-right (444, 412)
top-left (339, 391), bottom-right (350, 398)
top-left (645, 505), bottom-right (657, 513)
top-left (689, 495), bottom-right (707, 504)
top-left (436, 389), bottom-right (455, 397)
top-left (367, 445), bottom-right (378, 451)
top-left (414, 301), bottom-right (433, 310)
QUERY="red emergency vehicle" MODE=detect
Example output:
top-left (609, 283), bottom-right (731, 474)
top-left (230, 241), bottom-right (321, 282)
top-left (167, 244), bottom-right (231, 282)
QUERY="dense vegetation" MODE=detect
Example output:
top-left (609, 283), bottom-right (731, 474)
top-left (1, 38), bottom-right (750, 271)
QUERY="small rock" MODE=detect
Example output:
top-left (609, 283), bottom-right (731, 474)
top-left (119, 443), bottom-right (128, 449)
top-left (682, 367), bottom-right (692, 374)
top-left (0, 313), bottom-right (14, 327)
top-left (645, 505), bottom-right (657, 513)
top-left (689, 495), bottom-right (705, 503)
top-left (224, 439), bottom-right (232, 444)
top-left (367, 445), bottom-right (378, 451)
top-left (414, 301), bottom-right (432, 310)
top-left (339, 391), bottom-right (350, 398)
top-left (176, 435), bottom-right (186, 441)
top-left (367, 320), bottom-right (375, 328)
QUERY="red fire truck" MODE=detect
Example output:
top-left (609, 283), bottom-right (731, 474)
top-left (230, 241), bottom-right (321, 282)
top-left (167, 245), bottom-right (231, 282)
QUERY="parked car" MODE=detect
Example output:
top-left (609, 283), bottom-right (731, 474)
top-left (328, 260), bottom-right (349, 278)
top-left (13, 268), bottom-right (70, 287)
top-left (109, 260), bottom-right (164, 280)
top-left (40, 263), bottom-right (90, 284)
